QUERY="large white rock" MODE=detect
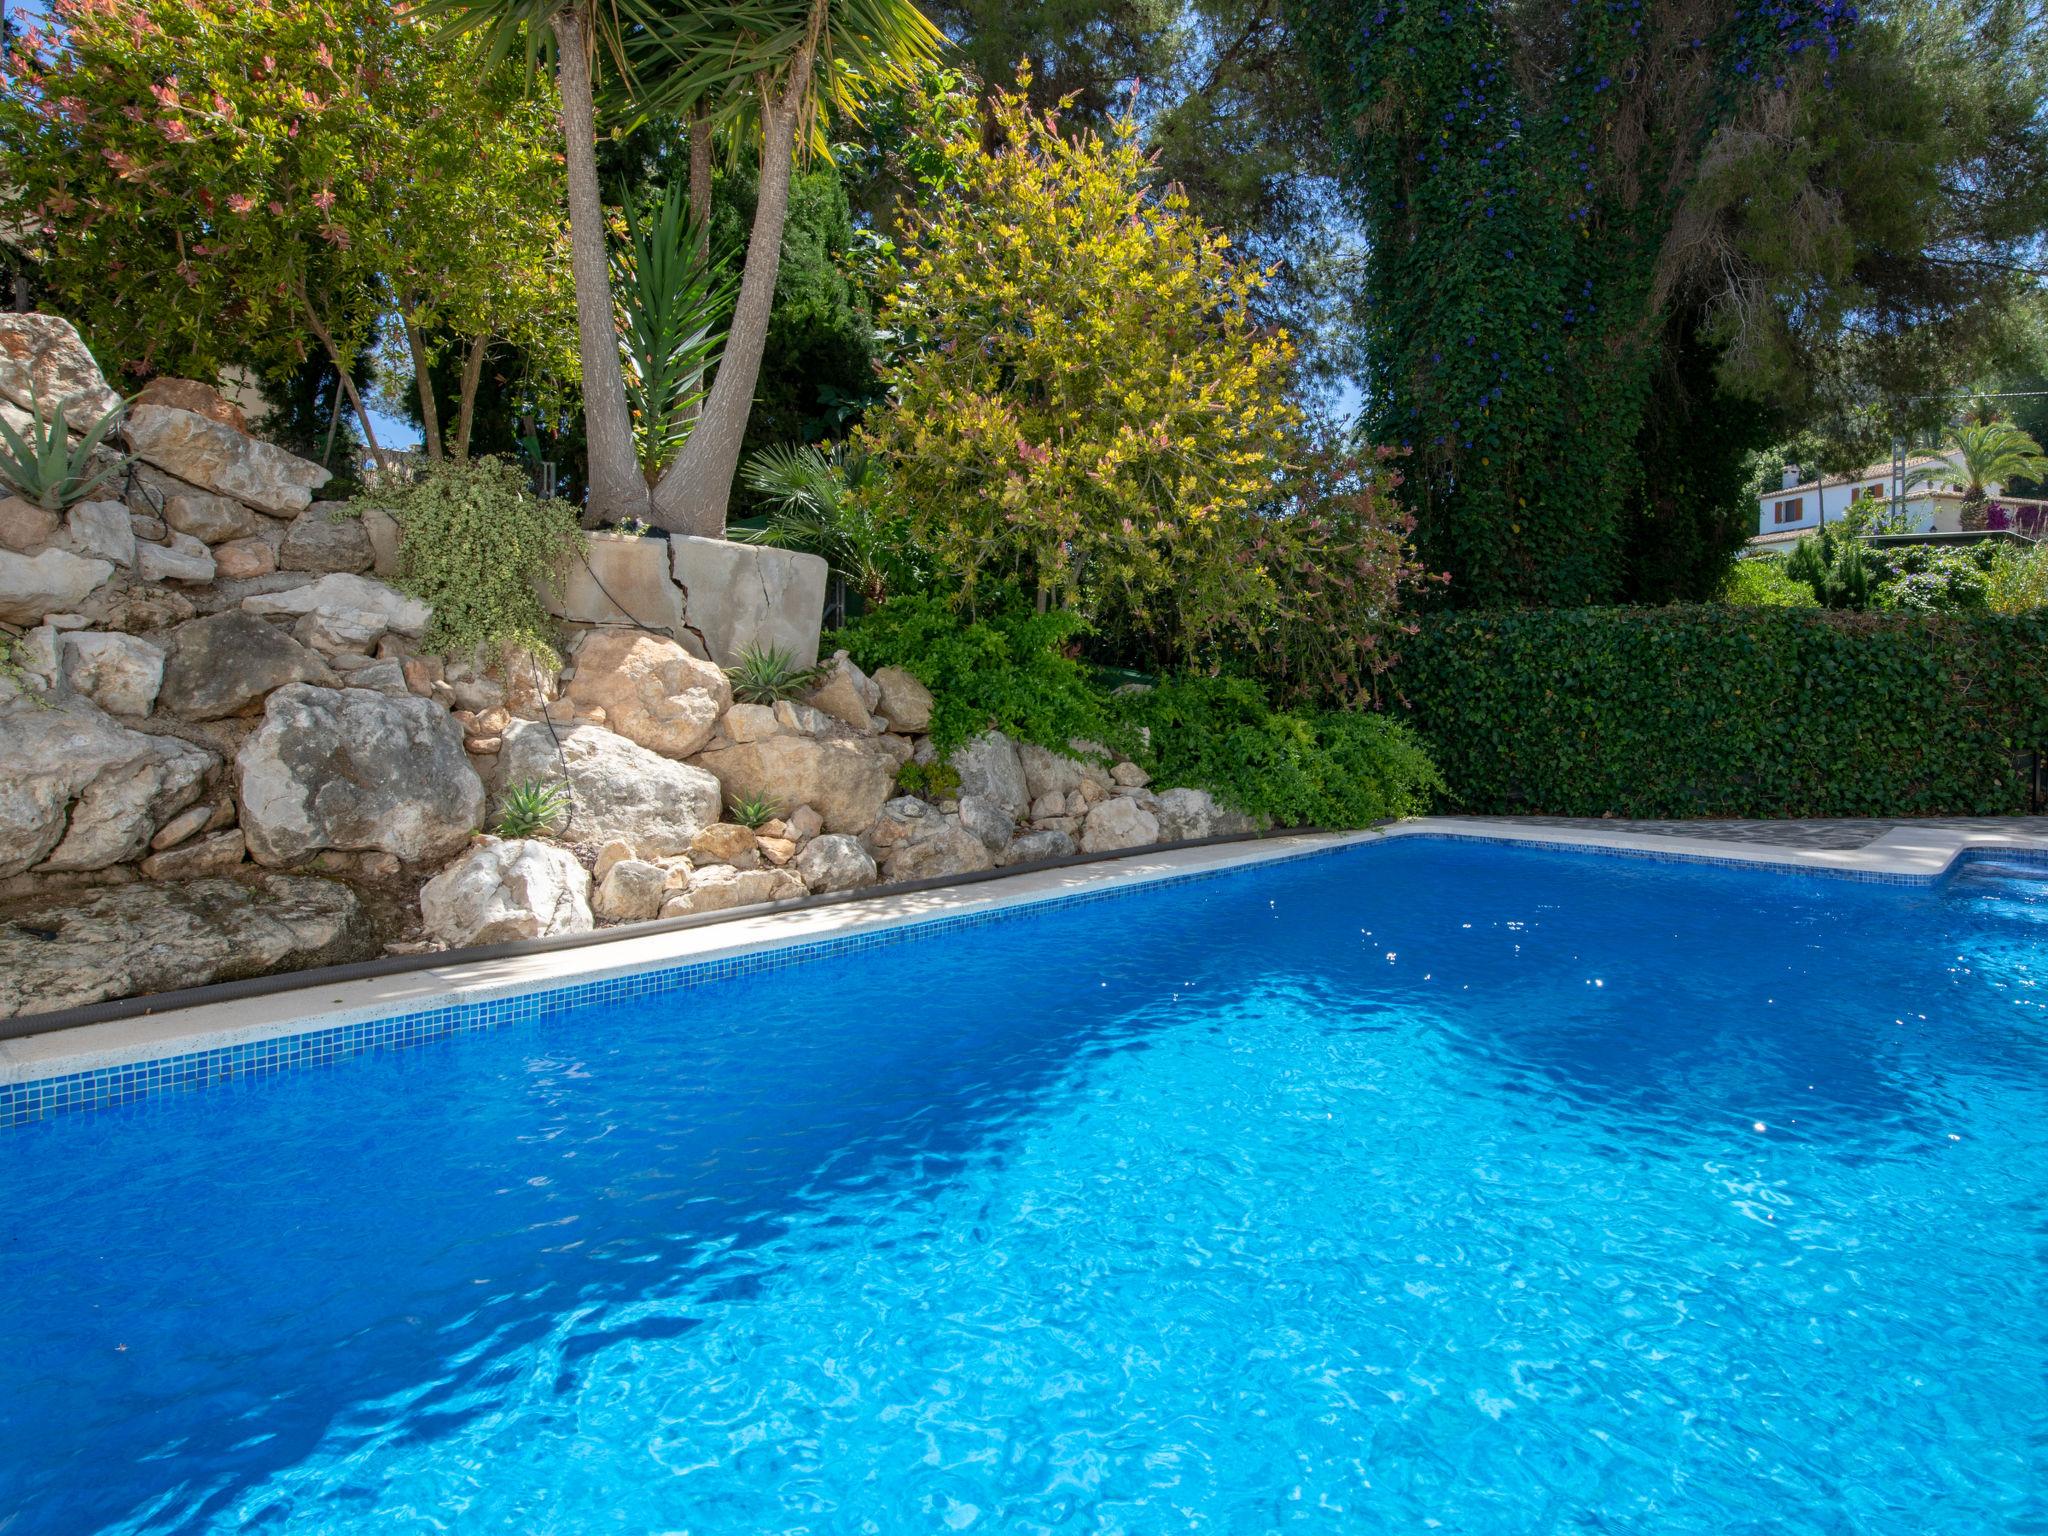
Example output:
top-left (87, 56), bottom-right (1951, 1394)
top-left (278, 502), bottom-right (373, 573)
top-left (795, 832), bottom-right (877, 893)
top-left (951, 731), bottom-right (1031, 821)
top-left (1017, 739), bottom-right (1117, 801)
top-left (0, 875), bottom-right (376, 1018)
top-left (956, 793), bottom-right (1014, 853)
top-left (592, 856), bottom-right (668, 922)
top-left (1080, 796), bottom-right (1160, 853)
top-left (669, 534), bottom-right (827, 669)
top-left (0, 313), bottom-right (121, 427)
top-left (494, 720), bottom-right (721, 858)
top-left (1151, 786), bottom-right (1258, 842)
top-left (64, 500), bottom-right (135, 567)
top-left (240, 572), bottom-right (430, 636)
top-left (236, 684), bottom-right (484, 866)
top-left (123, 403), bottom-right (331, 515)
top-left (420, 837), bottom-right (593, 947)
top-left (0, 545), bottom-right (114, 623)
top-left (566, 628), bottom-right (731, 759)
top-left (59, 630), bottom-right (164, 716)
top-left (805, 650), bottom-right (881, 733)
top-left (872, 665), bottom-right (933, 732)
top-left (864, 796), bottom-right (994, 882)
top-left (543, 531), bottom-right (686, 635)
top-left (136, 530), bottom-right (216, 584)
top-left (690, 732), bottom-right (897, 834)
top-left (0, 694), bottom-right (213, 877)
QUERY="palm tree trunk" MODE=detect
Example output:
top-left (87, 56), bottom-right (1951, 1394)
top-left (552, 3), bottom-right (648, 526)
top-left (649, 0), bottom-right (824, 538)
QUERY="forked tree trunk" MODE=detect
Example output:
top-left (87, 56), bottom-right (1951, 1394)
top-left (552, 3), bottom-right (649, 525)
top-left (455, 335), bottom-right (487, 460)
top-left (295, 275), bottom-right (388, 473)
top-left (649, 0), bottom-right (824, 538)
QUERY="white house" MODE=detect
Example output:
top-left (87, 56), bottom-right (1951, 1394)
top-left (1753, 458), bottom-right (1972, 541)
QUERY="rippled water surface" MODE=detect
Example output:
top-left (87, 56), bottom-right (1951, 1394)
top-left (3, 839), bottom-right (2045, 1534)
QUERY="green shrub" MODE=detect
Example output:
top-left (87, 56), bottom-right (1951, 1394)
top-left (1719, 558), bottom-right (1819, 607)
top-left (355, 458), bottom-right (582, 663)
top-left (1983, 540), bottom-right (2048, 613)
top-left (1399, 606), bottom-right (2048, 817)
top-left (1112, 675), bottom-right (1445, 828)
top-left (894, 759), bottom-right (962, 801)
top-left (1784, 525), bottom-right (1871, 609)
top-left (829, 592), bottom-right (1124, 756)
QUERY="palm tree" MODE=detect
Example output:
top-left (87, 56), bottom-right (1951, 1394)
top-left (633, 0), bottom-right (942, 539)
top-left (1906, 419), bottom-right (2048, 530)
top-left (434, 0), bottom-right (939, 536)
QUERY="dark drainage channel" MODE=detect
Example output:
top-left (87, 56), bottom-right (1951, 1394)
top-left (0, 826), bottom-right (1360, 1044)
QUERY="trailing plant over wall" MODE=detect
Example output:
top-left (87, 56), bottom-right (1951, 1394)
top-left (352, 457), bottom-right (581, 663)
top-left (1287, 0), bottom-right (1854, 607)
top-left (1400, 606), bottom-right (2048, 817)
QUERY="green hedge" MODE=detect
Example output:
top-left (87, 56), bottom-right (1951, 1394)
top-left (1398, 606), bottom-right (2048, 817)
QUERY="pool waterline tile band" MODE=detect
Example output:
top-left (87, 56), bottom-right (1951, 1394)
top-left (6, 818), bottom-right (2046, 1130)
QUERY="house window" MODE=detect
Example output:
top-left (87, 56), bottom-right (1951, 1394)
top-left (1865, 484), bottom-right (1884, 499)
top-left (1773, 498), bottom-right (1804, 524)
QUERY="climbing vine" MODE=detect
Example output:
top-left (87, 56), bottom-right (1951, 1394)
top-left (1287, 0), bottom-right (1854, 607)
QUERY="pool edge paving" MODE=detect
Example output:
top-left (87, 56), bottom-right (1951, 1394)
top-left (6, 817), bottom-right (2046, 1129)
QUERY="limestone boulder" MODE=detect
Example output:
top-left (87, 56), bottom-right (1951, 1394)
top-left (1017, 739), bottom-right (1117, 801)
top-left (1080, 796), bottom-right (1160, 854)
top-left (796, 833), bottom-right (877, 894)
top-left (241, 572), bottom-right (430, 637)
top-left (0, 495), bottom-right (59, 553)
top-left (162, 488), bottom-right (265, 544)
top-left (123, 403), bottom-right (330, 515)
top-left (279, 503), bottom-right (374, 573)
top-left (669, 534), bottom-right (827, 669)
top-left (59, 630), bottom-right (164, 716)
top-left (64, 500), bottom-right (135, 567)
top-left (134, 377), bottom-right (249, 434)
top-left (237, 684), bottom-right (484, 867)
top-left (689, 822), bottom-right (760, 869)
top-left (158, 611), bottom-right (336, 719)
top-left (566, 629), bottom-right (730, 759)
top-left (1152, 786), bottom-right (1258, 842)
top-left (0, 875), bottom-right (377, 1018)
top-left (0, 313), bottom-right (120, 427)
top-left (136, 532), bottom-right (216, 584)
top-left (805, 650), bottom-right (881, 733)
top-left (997, 827), bottom-right (1077, 866)
top-left (872, 666), bottom-right (933, 732)
top-left (494, 720), bottom-right (721, 858)
top-left (139, 828), bottom-right (247, 881)
top-left (0, 694), bottom-right (214, 877)
top-left (213, 537), bottom-right (276, 579)
top-left (691, 732), bottom-right (896, 835)
top-left (956, 793), bottom-right (1014, 854)
top-left (593, 857), bottom-right (668, 923)
top-left (951, 731), bottom-right (1030, 821)
top-left (0, 546), bottom-right (114, 623)
top-left (864, 796), bottom-right (994, 882)
top-left (419, 837), bottom-right (593, 948)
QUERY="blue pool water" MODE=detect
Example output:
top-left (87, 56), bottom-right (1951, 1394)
top-left (2, 838), bottom-right (2044, 1534)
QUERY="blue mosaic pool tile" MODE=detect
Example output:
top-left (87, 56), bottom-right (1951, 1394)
top-left (1, 833), bottom-right (2022, 1131)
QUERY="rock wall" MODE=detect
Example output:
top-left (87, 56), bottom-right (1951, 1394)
top-left (0, 315), bottom-right (1254, 1019)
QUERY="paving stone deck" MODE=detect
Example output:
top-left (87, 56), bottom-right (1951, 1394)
top-left (1473, 816), bottom-right (2048, 851)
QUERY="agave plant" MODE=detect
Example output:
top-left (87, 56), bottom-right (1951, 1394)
top-left (495, 779), bottom-right (572, 838)
top-left (0, 388), bottom-right (130, 512)
top-left (725, 644), bottom-right (821, 705)
top-left (615, 180), bottom-right (734, 483)
top-left (727, 793), bottom-right (781, 829)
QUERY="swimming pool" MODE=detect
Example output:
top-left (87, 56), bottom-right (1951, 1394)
top-left (2, 836), bottom-right (2042, 1533)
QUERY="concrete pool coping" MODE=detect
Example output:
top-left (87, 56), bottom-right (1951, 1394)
top-left (5, 815), bottom-right (2047, 1107)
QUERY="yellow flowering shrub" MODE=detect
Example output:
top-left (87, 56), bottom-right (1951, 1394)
top-left (857, 84), bottom-right (1304, 662)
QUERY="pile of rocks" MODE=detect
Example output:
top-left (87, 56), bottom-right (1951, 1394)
top-left (0, 314), bottom-right (1255, 1018)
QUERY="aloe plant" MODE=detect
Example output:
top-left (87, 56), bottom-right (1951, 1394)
top-left (0, 388), bottom-right (130, 511)
top-left (724, 644), bottom-right (821, 705)
top-left (727, 793), bottom-right (781, 829)
top-left (495, 779), bottom-right (572, 839)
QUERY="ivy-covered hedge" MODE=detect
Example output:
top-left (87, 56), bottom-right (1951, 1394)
top-left (1398, 607), bottom-right (2048, 817)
